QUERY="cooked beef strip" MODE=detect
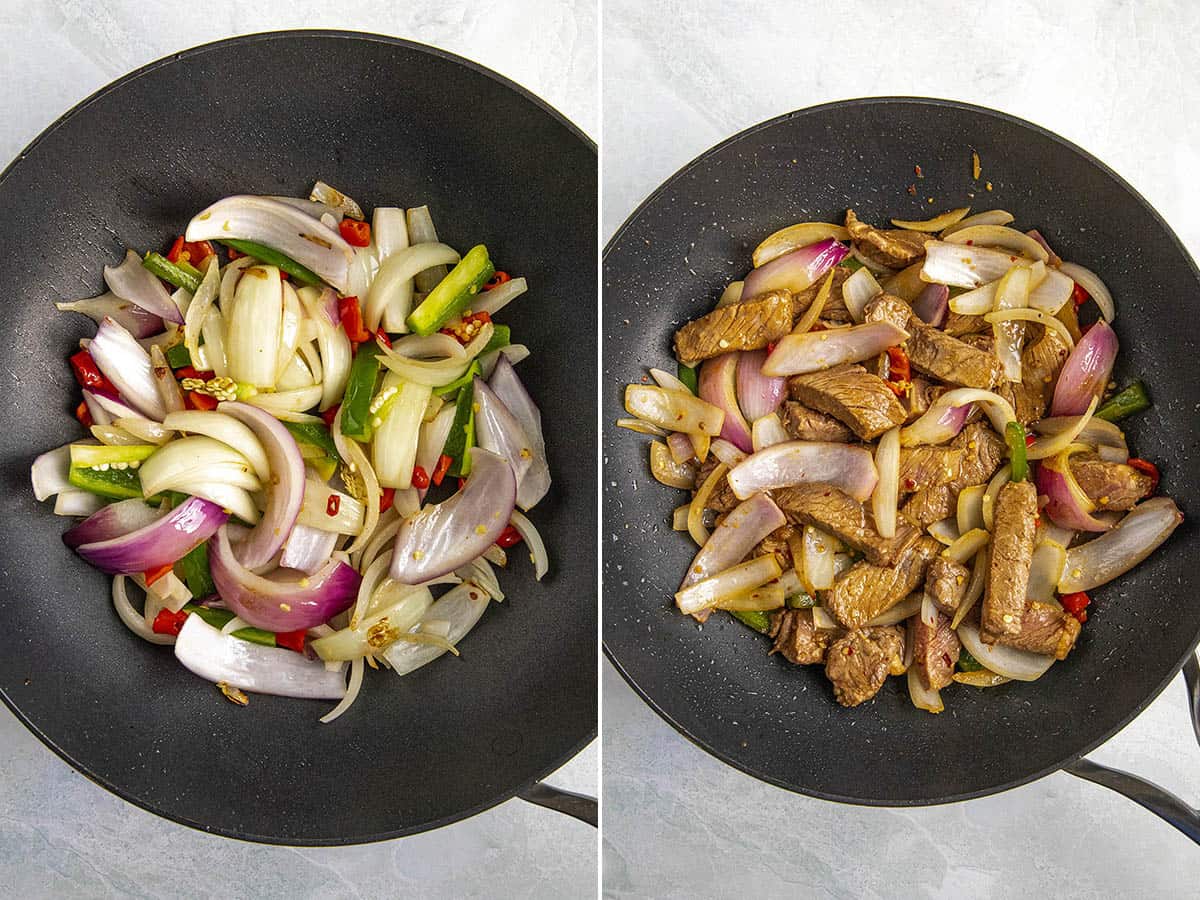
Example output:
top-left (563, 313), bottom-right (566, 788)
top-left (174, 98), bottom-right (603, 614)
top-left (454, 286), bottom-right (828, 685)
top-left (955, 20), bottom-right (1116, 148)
top-left (912, 612), bottom-right (961, 690)
top-left (755, 524), bottom-right (801, 570)
top-left (824, 536), bottom-right (942, 629)
top-left (925, 555), bottom-right (970, 616)
top-left (1009, 324), bottom-right (1071, 424)
top-left (943, 311), bottom-right (988, 337)
top-left (780, 400), bottom-right (855, 443)
top-left (792, 266), bottom-right (853, 324)
top-left (959, 331), bottom-right (995, 353)
top-left (994, 601), bottom-right (1081, 660)
top-left (981, 480), bottom-right (1038, 643)
top-left (904, 376), bottom-right (944, 423)
top-left (768, 608), bottom-right (831, 665)
top-left (844, 209), bottom-right (933, 270)
top-left (825, 626), bottom-right (905, 707)
top-left (865, 294), bottom-right (1003, 389)
top-left (902, 422), bottom-right (1006, 526)
top-left (692, 457), bottom-right (738, 513)
top-left (772, 483), bottom-right (920, 566)
top-left (899, 446), bottom-right (963, 494)
top-left (673, 290), bottom-right (795, 365)
top-left (1071, 452), bottom-right (1154, 512)
top-left (788, 363), bottom-right (907, 440)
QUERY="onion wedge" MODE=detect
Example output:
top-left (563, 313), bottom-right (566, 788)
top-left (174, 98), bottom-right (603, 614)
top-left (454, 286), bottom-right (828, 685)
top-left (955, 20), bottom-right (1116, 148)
top-left (680, 493), bottom-right (785, 590)
top-left (752, 223), bottom-right (849, 267)
top-left (625, 384), bottom-right (724, 436)
top-left (727, 441), bottom-right (878, 502)
top-left (675, 554), bottom-right (782, 616)
top-left (957, 620), bottom-right (1055, 681)
top-left (761, 322), bottom-right (909, 377)
top-left (890, 207), bottom-right (970, 232)
top-left (1059, 498), bottom-right (1183, 593)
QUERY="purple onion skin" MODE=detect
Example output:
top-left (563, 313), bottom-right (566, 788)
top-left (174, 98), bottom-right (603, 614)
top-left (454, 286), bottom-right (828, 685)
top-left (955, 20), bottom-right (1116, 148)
top-left (72, 497), bottom-right (227, 574)
top-left (742, 238), bottom-right (849, 300)
top-left (63, 498), bottom-right (162, 549)
top-left (913, 283), bottom-right (949, 327)
top-left (699, 353), bottom-right (752, 452)
top-left (1036, 460), bottom-right (1110, 533)
top-left (735, 349), bottom-right (785, 421)
top-left (1051, 320), bottom-right (1118, 416)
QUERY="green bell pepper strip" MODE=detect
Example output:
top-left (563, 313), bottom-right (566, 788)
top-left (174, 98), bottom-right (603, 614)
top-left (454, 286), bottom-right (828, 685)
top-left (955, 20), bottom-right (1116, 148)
top-left (730, 610), bottom-right (772, 633)
top-left (142, 252), bottom-right (202, 293)
top-left (1005, 421), bottom-right (1028, 482)
top-left (786, 591), bottom-right (816, 609)
top-left (164, 342), bottom-right (192, 369)
top-left (479, 324), bottom-right (511, 357)
top-left (217, 239), bottom-right (323, 286)
top-left (177, 542), bottom-right (216, 599)
top-left (67, 464), bottom-right (143, 500)
top-left (406, 245), bottom-right (495, 336)
top-left (957, 647), bottom-right (984, 672)
top-left (182, 604), bottom-right (276, 647)
top-left (676, 363), bottom-right (699, 395)
top-left (433, 361), bottom-right (481, 397)
top-left (283, 421), bottom-right (342, 463)
top-left (1095, 381), bottom-right (1151, 422)
top-left (840, 256), bottom-right (865, 272)
top-left (306, 455), bottom-right (338, 482)
top-left (69, 443), bottom-right (156, 468)
top-left (443, 378), bottom-right (476, 477)
top-left (339, 344), bottom-right (382, 441)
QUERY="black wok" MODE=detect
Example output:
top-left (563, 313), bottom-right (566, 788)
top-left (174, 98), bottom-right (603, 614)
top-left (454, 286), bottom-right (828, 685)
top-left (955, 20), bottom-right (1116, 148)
top-left (603, 98), bottom-right (1200, 832)
top-left (0, 31), bottom-right (596, 844)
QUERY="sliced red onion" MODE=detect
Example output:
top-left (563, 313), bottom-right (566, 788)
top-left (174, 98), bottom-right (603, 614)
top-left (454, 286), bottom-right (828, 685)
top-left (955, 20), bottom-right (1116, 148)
top-left (489, 355), bottom-right (551, 510)
top-left (901, 389), bottom-right (1014, 447)
top-left (680, 493), bottom-right (785, 590)
top-left (88, 318), bottom-right (167, 420)
top-left (742, 238), bottom-right (849, 300)
top-left (381, 582), bottom-right (491, 677)
top-left (1025, 229), bottom-right (1061, 265)
top-left (69, 497), bottom-right (226, 574)
top-left (912, 283), bottom-right (949, 327)
top-left (699, 353), bottom-right (753, 452)
top-left (186, 196), bottom-right (354, 292)
top-left (56, 291), bottom-right (164, 338)
top-left (735, 349), bottom-right (785, 420)
top-left (209, 525), bottom-right (360, 631)
top-left (1059, 497), bottom-right (1183, 593)
top-left (103, 249), bottom-right (184, 325)
top-left (174, 614), bottom-right (346, 700)
top-left (217, 401), bottom-right (305, 568)
top-left (473, 376), bottom-right (533, 493)
top-left (666, 431), bottom-right (694, 463)
top-left (1036, 447), bottom-right (1112, 533)
top-left (280, 523), bottom-right (338, 574)
top-left (63, 497), bottom-right (164, 548)
top-left (761, 322), bottom-right (909, 377)
top-left (1050, 319), bottom-right (1118, 416)
top-left (726, 441), bottom-right (878, 502)
top-left (32, 445), bottom-right (71, 502)
top-left (86, 389), bottom-right (141, 424)
top-left (391, 448), bottom-right (515, 584)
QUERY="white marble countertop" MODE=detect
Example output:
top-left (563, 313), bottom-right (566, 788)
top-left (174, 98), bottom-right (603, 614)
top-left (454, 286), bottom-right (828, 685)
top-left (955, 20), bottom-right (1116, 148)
top-left (0, 2), bottom-right (596, 898)
top-left (602, 0), bottom-right (1200, 896)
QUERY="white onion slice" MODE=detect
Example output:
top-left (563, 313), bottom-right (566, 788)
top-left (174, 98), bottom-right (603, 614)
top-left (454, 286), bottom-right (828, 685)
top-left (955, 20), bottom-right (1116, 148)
top-left (943, 527), bottom-right (989, 564)
top-left (1026, 396), bottom-right (1097, 460)
top-left (956, 484), bottom-right (986, 534)
top-left (675, 554), bottom-right (782, 615)
top-left (750, 413), bottom-right (790, 451)
top-left (871, 426), bottom-right (900, 539)
top-left (901, 388), bottom-right (1015, 447)
top-left (802, 525), bottom-right (836, 591)
top-left (939, 209), bottom-right (1015, 236)
top-left (1059, 498), bottom-right (1184, 593)
top-left (382, 582), bottom-right (491, 677)
top-left (472, 276), bottom-right (529, 317)
top-left (161, 411), bottom-right (270, 480)
top-left (727, 441), bottom-right (878, 502)
top-left (509, 510), bottom-right (549, 581)
top-left (752, 222), bottom-right (849, 267)
top-left (626, 384), bottom-right (724, 436)
top-left (1027, 541), bottom-right (1067, 603)
top-left (957, 620), bottom-right (1055, 681)
top-left (680, 492), bottom-right (784, 590)
top-left (841, 267), bottom-right (883, 323)
top-left (1059, 262), bottom-right (1116, 321)
top-left (907, 665), bottom-right (944, 713)
top-left (761, 322), bottom-right (908, 377)
top-left (864, 592), bottom-right (921, 626)
top-left (921, 241), bottom-right (1034, 289)
top-left (943, 225), bottom-right (1049, 261)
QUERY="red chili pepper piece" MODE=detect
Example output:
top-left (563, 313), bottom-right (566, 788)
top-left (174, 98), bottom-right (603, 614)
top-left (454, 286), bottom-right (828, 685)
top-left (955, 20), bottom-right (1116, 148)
top-left (1126, 457), bottom-right (1160, 493)
top-left (483, 270), bottom-right (511, 291)
top-left (1071, 281), bottom-right (1090, 308)
top-left (69, 350), bottom-right (115, 393)
top-left (457, 477), bottom-right (467, 492)
top-left (338, 218), bottom-right (372, 247)
top-left (143, 562), bottom-right (174, 586)
top-left (379, 486), bottom-right (396, 513)
top-left (274, 630), bottom-right (306, 653)
top-left (226, 244), bottom-right (245, 260)
top-left (375, 328), bottom-right (392, 349)
top-left (1060, 591), bottom-right (1091, 623)
top-left (174, 365), bottom-right (214, 381)
top-left (496, 524), bottom-right (523, 549)
top-left (766, 342), bottom-right (777, 355)
top-left (75, 400), bottom-right (93, 428)
top-left (1025, 432), bottom-right (1036, 448)
top-left (166, 235), bottom-right (186, 263)
top-left (152, 608), bottom-right (189, 636)
top-left (337, 296), bottom-right (372, 344)
top-left (326, 494), bottom-right (341, 517)
top-left (320, 404), bottom-right (340, 427)
top-left (440, 310), bottom-right (492, 345)
top-left (411, 466), bottom-right (430, 490)
top-left (184, 240), bottom-right (215, 265)
top-left (185, 391), bottom-right (219, 411)
top-left (431, 453), bottom-right (452, 486)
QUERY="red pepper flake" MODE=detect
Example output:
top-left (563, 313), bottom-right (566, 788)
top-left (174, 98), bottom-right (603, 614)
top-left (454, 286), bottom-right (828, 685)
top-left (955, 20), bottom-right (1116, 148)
top-left (320, 403), bottom-right (340, 427)
top-left (941, 652), bottom-right (952, 668)
top-left (379, 486), bottom-right (396, 513)
top-left (166, 235), bottom-right (186, 263)
top-left (907, 184), bottom-right (917, 196)
top-left (375, 328), bottom-right (392, 349)
top-left (326, 494), bottom-right (341, 517)
top-left (75, 400), bottom-right (93, 428)
top-left (1071, 281), bottom-right (1091, 308)
top-left (483, 271), bottom-right (511, 291)
top-left (1060, 591), bottom-right (1090, 623)
top-left (338, 218), bottom-right (372, 247)
top-left (69, 350), bottom-right (116, 393)
top-left (337, 296), bottom-right (372, 344)
top-left (496, 524), bottom-right (523, 549)
top-left (184, 391), bottom-right (219, 411)
top-left (431, 454), bottom-right (452, 486)
top-left (274, 630), bottom-right (306, 653)
top-left (143, 562), bottom-right (174, 586)
top-left (766, 342), bottom-right (777, 355)
top-left (1127, 458), bottom-right (1160, 493)
top-left (152, 608), bottom-right (189, 636)
top-left (411, 466), bottom-right (430, 490)
top-left (914, 164), bottom-right (924, 178)
top-left (226, 244), bottom-right (245, 260)
top-left (1025, 432), bottom-right (1036, 448)
top-left (965, 239), bottom-right (974, 246)
top-left (440, 310), bottom-right (492, 345)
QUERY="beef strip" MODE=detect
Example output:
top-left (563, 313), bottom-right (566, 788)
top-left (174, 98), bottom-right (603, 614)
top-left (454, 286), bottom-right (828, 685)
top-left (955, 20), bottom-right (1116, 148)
top-left (981, 480), bottom-right (1038, 643)
top-left (1071, 452), bottom-right (1154, 511)
top-left (865, 294), bottom-right (1003, 389)
top-left (692, 457), bottom-right (738, 513)
top-left (772, 483), bottom-right (920, 566)
top-left (824, 536), bottom-right (942, 629)
top-left (943, 311), bottom-right (988, 337)
top-left (792, 266), bottom-right (853, 324)
top-left (899, 446), bottom-right (963, 494)
top-left (959, 331), bottom-right (995, 353)
top-left (780, 400), bottom-right (855, 443)
top-left (925, 555), bottom-right (970, 616)
top-left (673, 290), bottom-right (795, 365)
top-left (912, 612), bottom-right (962, 690)
top-left (768, 608), bottom-right (831, 665)
top-left (902, 422), bottom-right (1006, 526)
top-left (755, 524), bottom-right (801, 569)
top-left (825, 626), bottom-right (905, 707)
top-left (788, 363), bottom-right (907, 440)
top-left (1009, 324), bottom-right (1071, 423)
top-left (844, 209), bottom-right (933, 270)
top-left (994, 601), bottom-right (1082, 660)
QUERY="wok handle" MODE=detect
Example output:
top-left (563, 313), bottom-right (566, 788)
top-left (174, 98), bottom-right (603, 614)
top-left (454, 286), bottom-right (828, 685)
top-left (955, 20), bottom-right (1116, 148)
top-left (1062, 653), bottom-right (1200, 845)
top-left (517, 782), bottom-right (598, 827)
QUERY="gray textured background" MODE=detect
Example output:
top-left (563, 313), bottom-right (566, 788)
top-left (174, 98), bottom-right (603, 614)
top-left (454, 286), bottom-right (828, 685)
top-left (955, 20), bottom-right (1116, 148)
top-left (0, 2), bottom-right (597, 898)
top-left (602, 0), bottom-right (1200, 897)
